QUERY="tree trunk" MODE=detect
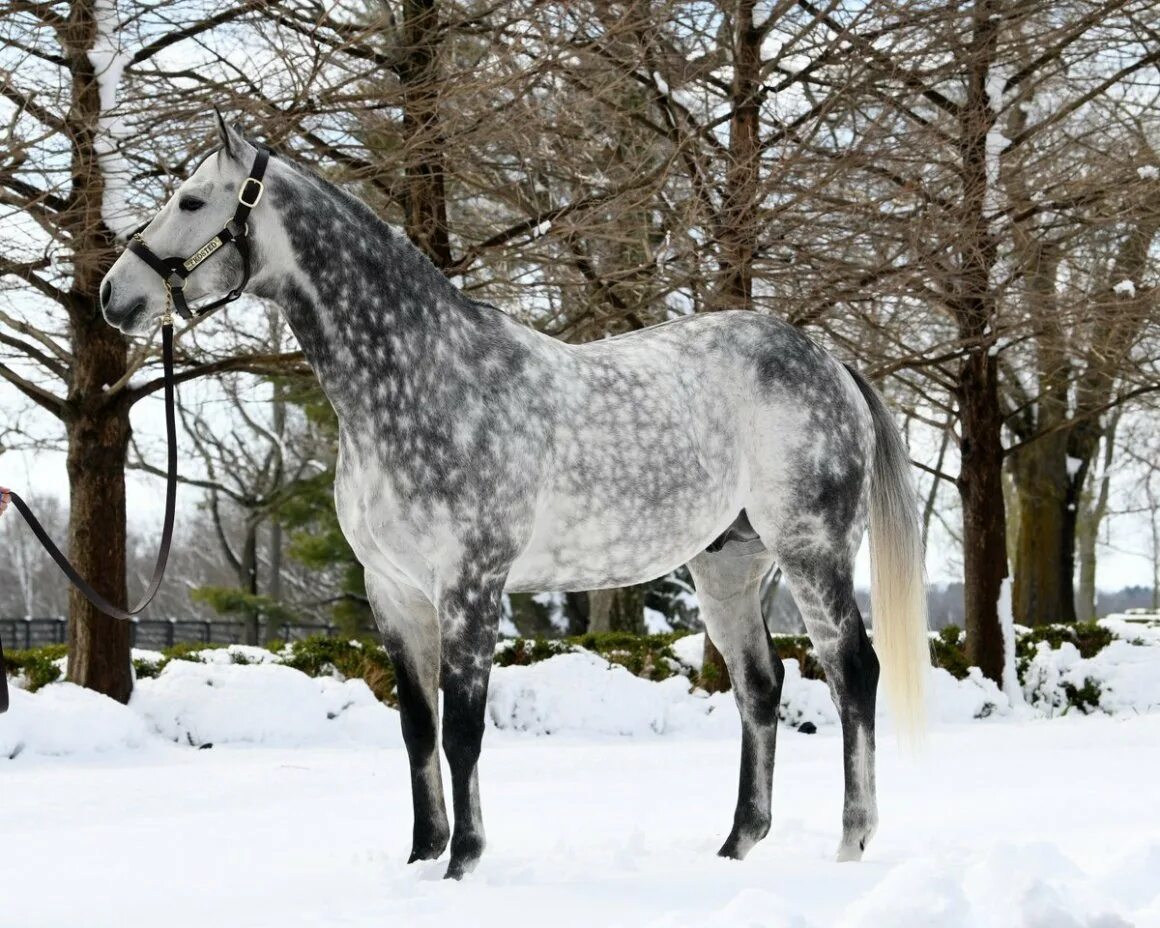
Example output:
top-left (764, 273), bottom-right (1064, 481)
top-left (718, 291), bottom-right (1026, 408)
top-left (957, 351), bottom-right (1007, 683)
top-left (1076, 420), bottom-right (1117, 623)
top-left (710, 0), bottom-right (762, 310)
top-left (241, 520), bottom-right (260, 646)
top-left (700, 634), bottom-right (731, 693)
top-left (587, 589), bottom-right (613, 633)
top-left (586, 586), bottom-right (647, 634)
top-left (62, 0), bottom-right (133, 701)
top-left (399, 0), bottom-right (452, 270)
top-left (952, 1), bottom-right (1007, 684)
top-left (64, 340), bottom-right (132, 702)
top-left (1011, 434), bottom-right (1073, 625)
top-left (266, 519), bottom-right (283, 644)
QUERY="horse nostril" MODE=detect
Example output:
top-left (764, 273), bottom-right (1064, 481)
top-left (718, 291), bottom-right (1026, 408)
top-left (100, 280), bottom-right (112, 309)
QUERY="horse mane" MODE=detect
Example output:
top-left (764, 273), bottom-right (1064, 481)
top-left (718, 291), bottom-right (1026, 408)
top-left (244, 137), bottom-right (467, 306)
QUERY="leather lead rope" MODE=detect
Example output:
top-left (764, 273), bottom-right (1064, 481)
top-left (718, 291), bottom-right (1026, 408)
top-left (0, 322), bottom-right (179, 714)
top-left (0, 146), bottom-right (271, 713)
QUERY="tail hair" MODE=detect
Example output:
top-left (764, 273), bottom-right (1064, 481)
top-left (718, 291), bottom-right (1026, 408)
top-left (846, 365), bottom-right (930, 741)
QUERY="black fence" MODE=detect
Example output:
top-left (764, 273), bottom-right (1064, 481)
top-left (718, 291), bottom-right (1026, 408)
top-left (0, 617), bottom-right (339, 651)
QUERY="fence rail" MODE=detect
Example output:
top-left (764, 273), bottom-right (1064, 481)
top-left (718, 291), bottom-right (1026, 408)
top-left (0, 617), bottom-right (339, 651)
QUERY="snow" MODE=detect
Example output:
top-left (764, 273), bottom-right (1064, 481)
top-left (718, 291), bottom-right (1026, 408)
top-left (997, 578), bottom-right (1022, 705)
top-left (644, 606), bottom-right (673, 633)
top-left (1022, 637), bottom-right (1160, 716)
top-left (1113, 279), bottom-right (1136, 297)
top-left (1138, 164), bottom-right (1159, 180)
top-left (670, 630), bottom-right (705, 671)
top-left (3, 707), bottom-right (1159, 926)
top-left (130, 659), bottom-right (401, 749)
top-left (88, 0), bottom-right (137, 236)
top-left (4, 623), bottom-right (1160, 924)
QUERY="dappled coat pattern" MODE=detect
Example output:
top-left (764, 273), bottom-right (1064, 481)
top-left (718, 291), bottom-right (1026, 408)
top-left (99, 118), bottom-right (930, 880)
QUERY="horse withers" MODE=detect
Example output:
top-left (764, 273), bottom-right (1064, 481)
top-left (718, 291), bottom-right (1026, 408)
top-left (99, 115), bottom-right (930, 880)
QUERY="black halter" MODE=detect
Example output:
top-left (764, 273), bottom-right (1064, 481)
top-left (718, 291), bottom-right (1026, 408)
top-left (127, 146), bottom-right (270, 321)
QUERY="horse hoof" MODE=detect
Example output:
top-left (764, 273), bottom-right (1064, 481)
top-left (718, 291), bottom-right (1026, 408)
top-left (407, 843), bottom-right (446, 864)
top-left (443, 834), bottom-right (484, 879)
top-left (717, 829), bottom-right (757, 860)
top-left (443, 855), bottom-right (479, 880)
top-left (407, 826), bottom-right (450, 863)
top-left (836, 829), bottom-right (873, 862)
top-left (836, 842), bottom-right (863, 862)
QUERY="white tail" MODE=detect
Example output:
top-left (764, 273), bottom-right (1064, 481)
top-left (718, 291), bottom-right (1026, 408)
top-left (847, 367), bottom-right (931, 740)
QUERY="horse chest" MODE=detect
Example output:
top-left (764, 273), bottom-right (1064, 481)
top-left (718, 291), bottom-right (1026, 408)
top-left (332, 445), bottom-right (453, 596)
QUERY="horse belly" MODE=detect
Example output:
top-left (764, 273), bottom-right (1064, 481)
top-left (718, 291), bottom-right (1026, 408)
top-left (505, 455), bottom-right (742, 592)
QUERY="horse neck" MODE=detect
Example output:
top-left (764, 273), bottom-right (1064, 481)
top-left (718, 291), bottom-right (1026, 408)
top-left (253, 164), bottom-right (471, 427)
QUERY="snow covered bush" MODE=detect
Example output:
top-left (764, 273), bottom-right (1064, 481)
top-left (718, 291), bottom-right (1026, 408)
top-left (3, 643), bottom-right (66, 692)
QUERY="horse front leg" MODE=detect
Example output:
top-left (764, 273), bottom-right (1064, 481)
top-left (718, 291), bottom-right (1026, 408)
top-left (438, 575), bottom-right (504, 880)
top-left (366, 572), bottom-right (450, 863)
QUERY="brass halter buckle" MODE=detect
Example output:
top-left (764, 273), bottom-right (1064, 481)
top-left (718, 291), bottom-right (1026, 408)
top-left (161, 282), bottom-right (174, 327)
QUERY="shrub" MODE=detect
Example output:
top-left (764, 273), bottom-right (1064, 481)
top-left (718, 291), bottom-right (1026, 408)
top-left (161, 641), bottom-right (230, 664)
top-left (1062, 677), bottom-right (1102, 714)
top-left (132, 656), bottom-right (165, 680)
top-left (3, 644), bottom-right (67, 692)
top-left (569, 631), bottom-right (686, 682)
top-left (930, 626), bottom-right (971, 680)
top-left (771, 635), bottom-right (825, 681)
top-left (280, 636), bottom-right (397, 706)
top-left (494, 638), bottom-right (573, 668)
top-left (1016, 622), bottom-right (1114, 660)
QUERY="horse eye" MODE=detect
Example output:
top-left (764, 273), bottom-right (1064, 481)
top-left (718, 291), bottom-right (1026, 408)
top-left (179, 196), bottom-right (205, 212)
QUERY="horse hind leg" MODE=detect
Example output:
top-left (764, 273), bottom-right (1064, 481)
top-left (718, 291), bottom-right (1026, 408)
top-left (777, 546), bottom-right (880, 861)
top-left (366, 572), bottom-right (450, 863)
top-left (687, 546), bottom-right (784, 860)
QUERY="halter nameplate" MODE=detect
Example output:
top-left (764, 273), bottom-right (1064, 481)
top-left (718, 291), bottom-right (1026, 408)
top-left (183, 236), bottom-right (224, 272)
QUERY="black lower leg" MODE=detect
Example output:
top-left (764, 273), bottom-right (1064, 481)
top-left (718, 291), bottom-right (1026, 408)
top-left (835, 623), bottom-right (879, 860)
top-left (442, 690), bottom-right (487, 878)
top-left (386, 645), bottom-right (449, 862)
top-left (439, 582), bottom-right (502, 880)
top-left (719, 647), bottom-right (784, 860)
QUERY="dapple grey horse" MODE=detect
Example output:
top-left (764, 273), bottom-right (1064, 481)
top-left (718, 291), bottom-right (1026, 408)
top-left (100, 116), bottom-right (929, 880)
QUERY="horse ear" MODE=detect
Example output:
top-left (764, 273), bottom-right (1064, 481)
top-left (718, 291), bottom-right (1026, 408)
top-left (213, 108), bottom-right (248, 160)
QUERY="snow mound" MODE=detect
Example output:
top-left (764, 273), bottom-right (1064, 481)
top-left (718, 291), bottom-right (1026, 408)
top-left (670, 631), bottom-right (705, 671)
top-left (7, 617), bottom-right (1160, 759)
top-left (193, 644), bottom-right (282, 665)
top-left (779, 658), bottom-right (839, 728)
top-left (487, 651), bottom-right (718, 736)
top-left (929, 666), bottom-right (1011, 722)
top-left (486, 651), bottom-right (837, 738)
top-left (0, 683), bottom-right (150, 759)
top-left (841, 843), bottom-right (1133, 928)
top-left (1022, 638), bottom-right (1160, 716)
top-left (131, 659), bottom-right (401, 748)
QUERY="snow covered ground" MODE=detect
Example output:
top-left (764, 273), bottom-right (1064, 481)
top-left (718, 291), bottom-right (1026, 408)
top-left (3, 619), bottom-right (1160, 927)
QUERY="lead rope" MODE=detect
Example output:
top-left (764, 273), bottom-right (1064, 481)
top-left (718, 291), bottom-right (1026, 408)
top-left (0, 308), bottom-right (179, 714)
